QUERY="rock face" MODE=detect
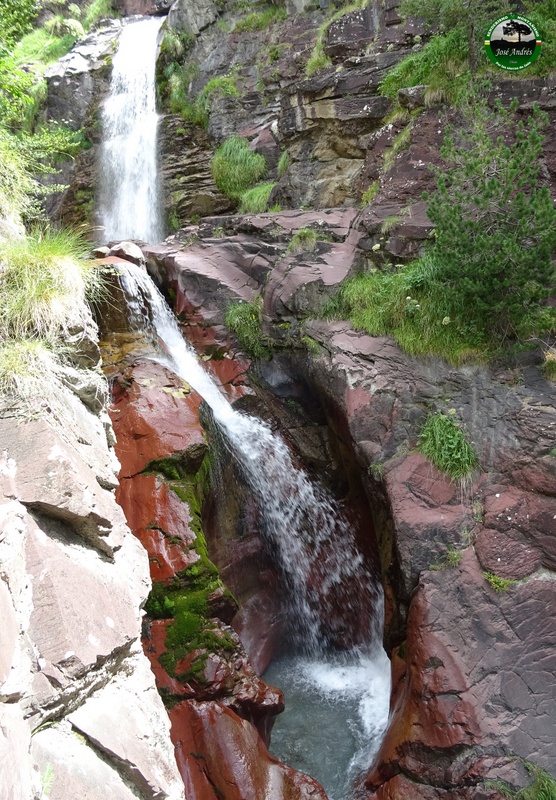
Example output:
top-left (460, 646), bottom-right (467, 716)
top-left (0, 346), bottom-right (183, 799)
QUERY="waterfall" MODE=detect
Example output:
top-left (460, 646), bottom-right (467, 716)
top-left (118, 265), bottom-right (391, 798)
top-left (98, 17), bottom-right (164, 243)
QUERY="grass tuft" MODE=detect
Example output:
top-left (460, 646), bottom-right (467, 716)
top-left (211, 136), bottom-right (266, 202)
top-left (288, 227), bottom-right (318, 255)
top-left (225, 298), bottom-right (272, 359)
top-left (239, 182), bottom-right (275, 214)
top-left (277, 150), bottom-right (290, 178)
top-left (0, 228), bottom-right (101, 345)
top-left (418, 412), bottom-right (478, 481)
top-left (233, 7), bottom-right (287, 33)
top-left (361, 181), bottom-right (379, 206)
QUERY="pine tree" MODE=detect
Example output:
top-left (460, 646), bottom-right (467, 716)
top-left (425, 102), bottom-right (556, 342)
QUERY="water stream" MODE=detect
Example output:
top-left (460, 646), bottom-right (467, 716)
top-left (119, 265), bottom-right (391, 798)
top-left (98, 17), bottom-right (164, 242)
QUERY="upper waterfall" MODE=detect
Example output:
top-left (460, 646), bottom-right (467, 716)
top-left (98, 17), bottom-right (164, 243)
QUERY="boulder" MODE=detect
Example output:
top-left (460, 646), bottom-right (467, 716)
top-left (166, 0), bottom-right (219, 36)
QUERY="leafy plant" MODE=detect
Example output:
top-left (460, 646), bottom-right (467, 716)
top-left (83, 0), bottom-right (114, 31)
top-left (418, 412), bottom-right (478, 481)
top-left (211, 135), bottom-right (266, 202)
top-left (543, 350), bottom-right (556, 382)
top-left (239, 181), bottom-right (275, 213)
top-left (225, 297), bottom-right (272, 359)
top-left (288, 227), bottom-right (317, 255)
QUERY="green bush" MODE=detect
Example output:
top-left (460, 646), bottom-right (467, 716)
top-left (170, 74), bottom-right (239, 128)
top-left (83, 0), bottom-right (114, 31)
top-left (425, 102), bottom-right (556, 343)
top-left (239, 182), bottom-right (275, 213)
top-left (419, 412), bottom-right (478, 481)
top-left (277, 150), bottom-right (289, 178)
top-left (211, 135), bottom-right (266, 201)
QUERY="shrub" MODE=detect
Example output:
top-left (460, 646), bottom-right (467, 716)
top-left (211, 136), bottom-right (266, 201)
top-left (239, 182), bottom-right (275, 213)
top-left (288, 228), bottom-right (317, 255)
top-left (225, 298), bottom-right (272, 359)
top-left (418, 412), bottom-right (478, 481)
top-left (425, 102), bottom-right (556, 343)
top-left (171, 74), bottom-right (240, 127)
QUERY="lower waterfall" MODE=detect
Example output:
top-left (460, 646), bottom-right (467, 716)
top-left (119, 265), bottom-right (391, 798)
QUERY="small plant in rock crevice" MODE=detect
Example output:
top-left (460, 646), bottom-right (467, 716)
top-left (225, 297), bottom-right (273, 359)
top-left (418, 411), bottom-right (478, 481)
top-left (483, 571), bottom-right (517, 593)
top-left (239, 182), bottom-right (275, 214)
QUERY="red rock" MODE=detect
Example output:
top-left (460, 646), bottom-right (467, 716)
top-left (169, 700), bottom-right (328, 800)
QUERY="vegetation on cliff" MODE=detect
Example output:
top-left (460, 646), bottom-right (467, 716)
top-left (326, 100), bottom-right (556, 363)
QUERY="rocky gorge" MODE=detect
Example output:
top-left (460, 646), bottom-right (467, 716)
top-left (1, 0), bottom-right (556, 798)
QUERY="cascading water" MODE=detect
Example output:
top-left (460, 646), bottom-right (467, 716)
top-left (118, 265), bottom-right (391, 799)
top-left (98, 17), bottom-right (164, 242)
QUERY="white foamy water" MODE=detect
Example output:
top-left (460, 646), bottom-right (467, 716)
top-left (99, 17), bottom-right (164, 242)
top-left (118, 265), bottom-right (391, 795)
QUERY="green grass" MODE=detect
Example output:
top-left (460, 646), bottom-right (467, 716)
top-left (233, 7), bottom-right (287, 33)
top-left (323, 261), bottom-right (492, 365)
top-left (169, 74), bottom-right (240, 127)
top-left (13, 28), bottom-right (78, 67)
top-left (211, 135), bottom-right (266, 202)
top-left (384, 123), bottom-right (413, 171)
top-left (0, 228), bottom-right (99, 343)
top-left (543, 351), bottom-right (556, 382)
top-left (305, 0), bottom-right (367, 77)
top-left (0, 339), bottom-right (59, 398)
top-left (379, 28), bottom-right (470, 106)
top-left (277, 150), bottom-right (290, 178)
top-left (225, 298), bottom-right (272, 359)
top-left (361, 181), bottom-right (379, 206)
top-left (288, 228), bottom-right (318, 255)
top-left (239, 182), bottom-right (275, 213)
top-left (418, 412), bottom-right (478, 481)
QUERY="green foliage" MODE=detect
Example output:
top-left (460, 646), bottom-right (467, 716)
top-left (0, 57), bottom-right (35, 129)
top-left (13, 27), bottom-right (78, 67)
top-left (305, 1), bottom-right (367, 78)
top-left (400, 0), bottom-right (508, 73)
top-left (524, 0), bottom-right (556, 75)
top-left (379, 28), bottom-right (470, 105)
top-left (239, 182), bottom-right (275, 213)
top-left (288, 227), bottom-right (317, 255)
top-left (277, 150), bottom-right (290, 178)
top-left (83, 0), bottom-right (114, 31)
top-left (361, 181), bottom-right (379, 206)
top-left (425, 103), bottom-right (556, 343)
top-left (0, 227), bottom-right (99, 343)
top-left (44, 15), bottom-right (85, 39)
top-left (419, 412), bottom-right (478, 481)
top-left (225, 298), bottom-right (272, 359)
top-left (233, 7), bottom-right (287, 33)
top-left (0, 0), bottom-right (37, 50)
top-left (301, 335), bottom-right (320, 355)
top-left (430, 546), bottom-right (462, 570)
top-left (384, 123), bottom-right (413, 171)
top-left (323, 263), bottom-right (488, 364)
top-left (0, 339), bottom-right (58, 398)
top-left (488, 765), bottom-right (556, 798)
top-left (171, 74), bottom-right (240, 127)
top-left (483, 572), bottom-right (517, 593)
top-left (544, 351), bottom-right (556, 382)
top-left (211, 135), bottom-right (266, 201)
